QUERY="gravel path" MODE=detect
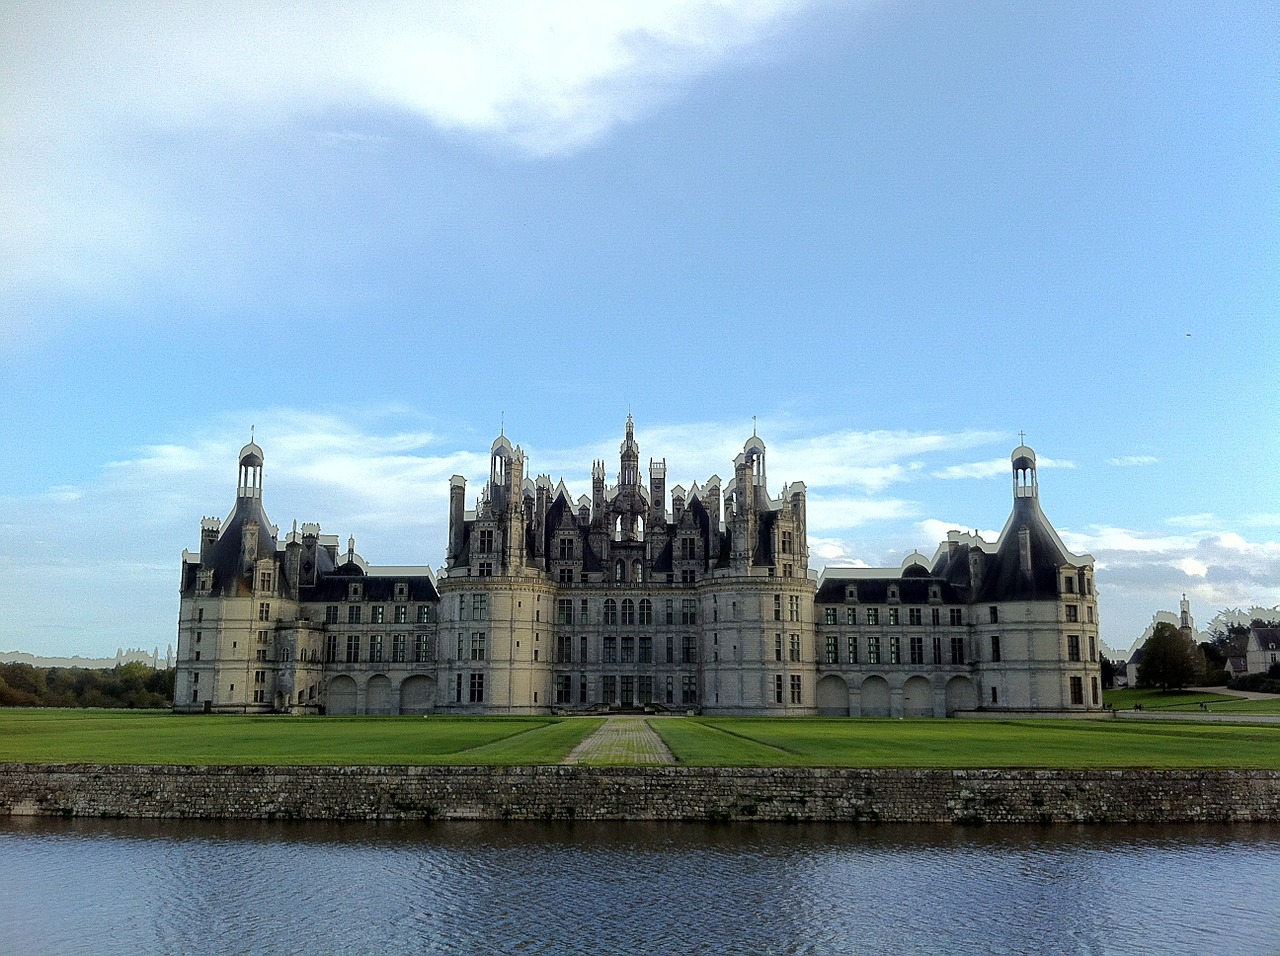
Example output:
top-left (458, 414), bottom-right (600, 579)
top-left (562, 716), bottom-right (675, 765)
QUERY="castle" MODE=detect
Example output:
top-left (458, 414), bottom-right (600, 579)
top-left (174, 419), bottom-right (1102, 716)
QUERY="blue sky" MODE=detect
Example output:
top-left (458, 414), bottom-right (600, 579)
top-left (1, 0), bottom-right (1276, 659)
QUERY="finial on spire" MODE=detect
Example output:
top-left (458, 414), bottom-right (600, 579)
top-left (500, 411), bottom-right (504, 437)
top-left (1019, 429), bottom-right (1026, 445)
top-left (753, 415), bottom-right (757, 437)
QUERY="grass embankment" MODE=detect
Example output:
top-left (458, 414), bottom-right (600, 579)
top-left (0, 709), bottom-right (602, 766)
top-left (1104, 688), bottom-right (1280, 714)
top-left (649, 717), bottom-right (1280, 769)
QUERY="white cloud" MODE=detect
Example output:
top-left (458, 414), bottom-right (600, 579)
top-left (1173, 557), bottom-right (1208, 578)
top-left (0, 0), bottom-right (828, 307)
top-left (932, 455), bottom-right (1074, 480)
top-left (1108, 455), bottom-right (1158, 467)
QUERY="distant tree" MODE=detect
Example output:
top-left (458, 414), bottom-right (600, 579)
top-left (1136, 622), bottom-right (1203, 691)
top-left (1208, 624), bottom-right (1251, 658)
top-left (1100, 657), bottom-right (1117, 690)
top-left (1200, 642), bottom-right (1226, 671)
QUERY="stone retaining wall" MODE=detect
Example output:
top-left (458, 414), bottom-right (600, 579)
top-left (2, 765), bottom-right (1278, 824)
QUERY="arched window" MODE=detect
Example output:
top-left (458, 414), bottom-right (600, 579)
top-left (615, 559), bottom-right (625, 582)
top-left (632, 559), bottom-right (643, 583)
top-left (621, 599), bottom-right (636, 625)
top-left (639, 599), bottom-right (653, 625)
top-left (604, 599), bottom-right (618, 625)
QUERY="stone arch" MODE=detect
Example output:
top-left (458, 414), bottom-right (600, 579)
top-left (903, 675), bottom-right (934, 717)
top-left (860, 675), bottom-right (890, 717)
top-left (399, 675), bottom-right (435, 715)
top-left (366, 674), bottom-right (393, 715)
top-left (816, 674), bottom-right (849, 716)
top-left (327, 675), bottom-right (358, 715)
top-left (945, 675), bottom-right (978, 715)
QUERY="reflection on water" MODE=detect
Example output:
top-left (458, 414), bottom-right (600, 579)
top-left (2, 817), bottom-right (1278, 956)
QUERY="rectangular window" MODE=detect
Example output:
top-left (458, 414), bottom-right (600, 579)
top-left (680, 568), bottom-right (696, 584)
top-left (1067, 635), bottom-right (1081, 662)
top-left (867, 636), bottom-right (881, 665)
top-left (933, 636), bottom-right (943, 664)
top-left (682, 635), bottom-right (697, 664)
top-left (638, 636), bottom-right (653, 664)
top-left (469, 673), bottom-right (485, 703)
top-left (580, 635), bottom-right (588, 663)
top-left (681, 537), bottom-right (697, 560)
top-left (558, 567), bottom-right (573, 584)
top-left (472, 594), bottom-right (488, 621)
top-left (825, 635), bottom-right (838, 664)
top-left (847, 636), bottom-right (858, 664)
top-left (824, 607), bottom-right (838, 625)
top-left (557, 635), bottom-right (573, 664)
top-left (346, 635), bottom-right (360, 663)
top-left (1087, 605), bottom-right (1094, 624)
top-left (348, 605), bottom-right (362, 624)
top-left (392, 633), bottom-right (406, 662)
top-left (888, 608), bottom-right (900, 626)
top-left (846, 607), bottom-right (856, 625)
top-left (471, 632), bottom-right (486, 661)
top-left (665, 676), bottom-right (673, 705)
top-left (681, 599), bottom-right (697, 625)
top-left (1091, 676), bottom-right (1100, 706)
top-left (866, 608), bottom-right (879, 625)
top-left (950, 608), bottom-right (963, 626)
top-left (774, 633), bottom-right (783, 662)
top-left (1065, 604), bottom-right (1079, 623)
top-left (639, 599), bottom-right (653, 625)
top-left (790, 674), bottom-right (802, 705)
top-left (890, 635), bottom-right (900, 664)
top-left (1070, 676), bottom-right (1084, 706)
top-left (556, 598), bottom-right (573, 625)
top-left (326, 605), bottom-right (339, 624)
top-left (556, 674), bottom-right (572, 705)
top-left (258, 571), bottom-right (273, 592)
top-left (1088, 635), bottom-right (1097, 661)
top-left (788, 595), bottom-right (801, 622)
top-left (417, 605), bottom-right (431, 624)
top-left (622, 600), bottom-right (636, 625)
top-left (774, 594), bottom-right (782, 621)
top-left (621, 636), bottom-right (635, 663)
top-left (582, 673), bottom-right (590, 704)
top-left (455, 673), bottom-right (463, 703)
top-left (325, 634), bottom-right (337, 663)
top-left (681, 675), bottom-right (697, 705)
top-left (369, 634), bottom-right (383, 663)
top-left (774, 674), bottom-right (784, 704)
top-left (415, 634), bottom-right (429, 663)
top-left (620, 676), bottom-right (634, 706)
top-left (638, 676), bottom-right (654, 705)
top-left (259, 602), bottom-right (271, 621)
top-left (604, 636), bottom-right (617, 663)
top-left (990, 635), bottom-right (1001, 662)
top-left (989, 606), bottom-right (999, 624)
top-left (581, 599), bottom-right (590, 624)
top-left (665, 600), bottom-right (674, 625)
top-left (666, 635), bottom-right (674, 664)
top-left (456, 634), bottom-right (464, 660)
top-left (910, 635), bottom-right (924, 665)
top-left (908, 607), bottom-right (922, 626)
top-left (789, 633), bottom-right (801, 662)
top-left (931, 608), bottom-right (940, 625)
top-left (559, 537), bottom-right (575, 560)
top-left (602, 675), bottom-right (617, 704)
top-left (781, 530), bottom-right (793, 554)
top-left (394, 605), bottom-right (408, 624)
top-left (371, 606), bottom-right (384, 624)
top-left (950, 637), bottom-right (965, 665)
top-left (478, 529), bottom-right (494, 552)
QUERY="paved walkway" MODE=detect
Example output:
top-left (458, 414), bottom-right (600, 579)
top-left (562, 716), bottom-right (675, 765)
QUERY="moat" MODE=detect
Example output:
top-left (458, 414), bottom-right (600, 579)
top-left (3, 817), bottom-right (1277, 955)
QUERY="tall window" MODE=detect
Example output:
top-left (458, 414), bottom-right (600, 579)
top-left (621, 599), bottom-right (636, 625)
top-left (908, 608), bottom-right (922, 626)
top-left (556, 598), bottom-right (573, 625)
top-left (933, 636), bottom-right (943, 664)
top-left (866, 608), bottom-right (879, 625)
top-left (348, 605), bottom-right (361, 624)
top-left (681, 600), bottom-right (697, 625)
top-left (639, 636), bottom-right (653, 663)
top-left (371, 606), bottom-right (384, 624)
top-left (950, 608), bottom-right (963, 626)
top-left (847, 636), bottom-right (858, 664)
top-left (846, 607), bottom-right (856, 625)
top-left (888, 608), bottom-right (900, 626)
top-left (788, 595), bottom-right (801, 622)
top-left (558, 537), bottom-right (574, 560)
top-left (469, 673), bottom-right (485, 703)
top-left (789, 675), bottom-right (802, 704)
top-left (346, 635), bottom-right (360, 663)
top-left (1088, 635), bottom-right (1097, 661)
top-left (472, 594), bottom-right (488, 621)
top-left (989, 606), bottom-right (999, 624)
top-left (1069, 676), bottom-right (1084, 705)
top-left (774, 594), bottom-right (782, 621)
top-left (604, 599), bottom-right (618, 625)
top-left (682, 635), bottom-right (697, 663)
top-left (621, 636), bottom-right (635, 663)
top-left (775, 634), bottom-right (783, 662)
top-left (950, 637), bottom-right (965, 665)
top-left (681, 676), bottom-right (697, 705)
top-left (1067, 635), bottom-right (1081, 662)
top-left (259, 602), bottom-right (271, 621)
top-left (638, 599), bottom-right (653, 625)
top-left (369, 634), bottom-right (383, 663)
top-left (681, 537), bottom-right (697, 560)
top-left (557, 635), bottom-right (573, 663)
top-left (774, 674), bottom-right (784, 704)
top-left (867, 636), bottom-right (881, 665)
top-left (470, 632), bottom-right (486, 661)
top-left (392, 633), bottom-right (406, 662)
top-left (890, 635), bottom-right (900, 664)
top-left (909, 635), bottom-right (924, 665)
top-left (789, 633), bottom-right (801, 662)
top-left (781, 530), bottom-right (793, 554)
top-left (1091, 677), bottom-right (1100, 706)
top-left (395, 605), bottom-right (407, 624)
top-left (824, 608), bottom-right (838, 625)
top-left (556, 674), bottom-right (572, 704)
top-left (478, 529), bottom-right (494, 552)
top-left (325, 605), bottom-right (339, 624)
top-left (325, 634), bottom-right (338, 663)
top-left (603, 637), bottom-right (617, 663)
top-left (414, 634), bottom-right (429, 663)
top-left (417, 605), bottom-right (432, 624)
top-left (825, 635), bottom-right (838, 664)
top-left (990, 635), bottom-right (1002, 662)
top-left (1066, 604), bottom-right (1079, 623)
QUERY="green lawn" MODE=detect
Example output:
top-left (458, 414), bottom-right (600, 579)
top-left (649, 717), bottom-right (1280, 769)
top-left (3, 709), bottom-right (1278, 769)
top-left (0, 709), bottom-right (602, 766)
top-left (1104, 688), bottom-right (1280, 714)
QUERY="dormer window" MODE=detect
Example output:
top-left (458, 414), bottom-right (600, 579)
top-left (846, 585), bottom-right (858, 603)
top-left (395, 583), bottom-right (407, 601)
top-left (478, 529), bottom-right (494, 553)
top-left (1064, 576), bottom-right (1076, 594)
top-left (888, 585), bottom-right (899, 603)
top-left (349, 582), bottom-right (362, 601)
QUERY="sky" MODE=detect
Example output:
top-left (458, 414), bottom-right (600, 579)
top-left (1, 0), bottom-right (1276, 660)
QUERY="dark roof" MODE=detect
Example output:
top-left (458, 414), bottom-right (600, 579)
top-left (301, 573), bottom-right (438, 603)
top-left (1253, 627), bottom-right (1280, 652)
top-left (816, 575), bottom-right (964, 605)
top-left (196, 497), bottom-right (280, 597)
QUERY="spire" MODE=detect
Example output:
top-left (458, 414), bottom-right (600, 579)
top-left (1012, 444), bottom-right (1037, 500)
top-left (237, 437), bottom-right (264, 500)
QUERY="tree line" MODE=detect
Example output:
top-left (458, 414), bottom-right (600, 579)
top-left (1128, 618), bottom-right (1280, 692)
top-left (0, 661), bottom-right (174, 709)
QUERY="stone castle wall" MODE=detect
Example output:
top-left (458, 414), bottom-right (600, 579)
top-left (2, 764), bottom-right (1278, 824)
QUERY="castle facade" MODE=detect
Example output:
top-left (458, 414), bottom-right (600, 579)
top-left (174, 420), bottom-right (1102, 716)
